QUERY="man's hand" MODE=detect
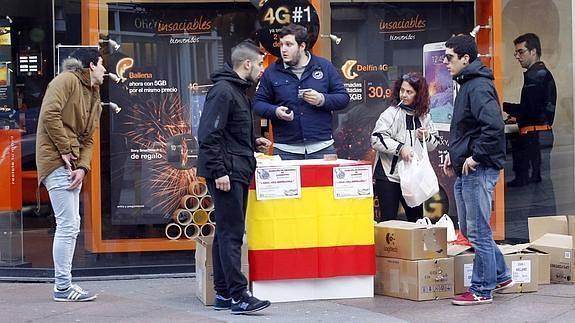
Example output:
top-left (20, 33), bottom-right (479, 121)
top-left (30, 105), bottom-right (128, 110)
top-left (215, 175), bottom-right (231, 192)
top-left (416, 127), bottom-right (428, 140)
top-left (61, 153), bottom-right (78, 170)
top-left (68, 169), bottom-right (85, 190)
top-left (255, 137), bottom-right (272, 153)
top-left (399, 146), bottom-right (413, 162)
top-left (443, 153), bottom-right (455, 177)
top-left (462, 156), bottom-right (479, 175)
top-left (275, 106), bottom-right (294, 121)
top-left (302, 89), bottom-right (324, 106)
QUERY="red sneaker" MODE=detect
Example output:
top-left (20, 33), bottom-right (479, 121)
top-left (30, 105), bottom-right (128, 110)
top-left (452, 291), bottom-right (493, 306)
top-left (494, 279), bottom-right (515, 292)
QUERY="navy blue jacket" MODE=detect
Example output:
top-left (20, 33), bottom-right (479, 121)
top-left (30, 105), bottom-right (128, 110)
top-left (449, 60), bottom-right (506, 176)
top-left (254, 54), bottom-right (350, 144)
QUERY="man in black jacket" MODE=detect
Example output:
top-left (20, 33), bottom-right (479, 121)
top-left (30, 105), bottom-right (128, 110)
top-left (442, 35), bottom-right (512, 306)
top-left (197, 40), bottom-right (271, 314)
top-left (503, 33), bottom-right (557, 187)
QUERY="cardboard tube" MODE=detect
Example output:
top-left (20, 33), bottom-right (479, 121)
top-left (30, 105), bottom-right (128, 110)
top-left (189, 181), bottom-right (208, 197)
top-left (200, 223), bottom-right (215, 237)
top-left (208, 210), bottom-right (215, 224)
top-left (180, 195), bottom-right (200, 211)
top-left (173, 209), bottom-right (193, 226)
top-left (165, 223), bottom-right (182, 240)
top-left (184, 223), bottom-right (200, 240)
top-left (192, 209), bottom-right (209, 225)
top-left (200, 195), bottom-right (214, 211)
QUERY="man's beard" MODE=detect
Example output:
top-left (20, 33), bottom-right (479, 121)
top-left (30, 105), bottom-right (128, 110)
top-left (285, 51), bottom-right (302, 67)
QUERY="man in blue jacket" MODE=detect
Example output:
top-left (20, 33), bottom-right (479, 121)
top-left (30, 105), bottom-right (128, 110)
top-left (441, 35), bottom-right (513, 306)
top-left (254, 24), bottom-right (350, 160)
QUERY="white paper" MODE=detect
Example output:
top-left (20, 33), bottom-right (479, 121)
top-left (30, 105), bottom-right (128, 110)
top-left (255, 166), bottom-right (301, 200)
top-left (333, 165), bottom-right (373, 199)
top-left (512, 260), bottom-right (531, 284)
top-left (463, 264), bottom-right (473, 287)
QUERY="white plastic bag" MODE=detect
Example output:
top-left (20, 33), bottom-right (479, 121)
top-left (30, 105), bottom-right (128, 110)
top-left (397, 139), bottom-right (439, 208)
top-left (436, 214), bottom-right (457, 242)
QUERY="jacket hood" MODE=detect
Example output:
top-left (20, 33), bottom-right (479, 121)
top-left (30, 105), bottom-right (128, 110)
top-left (210, 63), bottom-right (252, 89)
top-left (454, 59), bottom-right (494, 84)
top-left (63, 58), bottom-right (91, 87)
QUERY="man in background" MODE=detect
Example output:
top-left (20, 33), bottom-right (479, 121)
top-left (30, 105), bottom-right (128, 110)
top-left (254, 23), bottom-right (349, 160)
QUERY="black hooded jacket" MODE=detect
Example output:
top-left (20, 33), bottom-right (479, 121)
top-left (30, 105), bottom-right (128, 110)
top-left (197, 63), bottom-right (256, 184)
top-left (449, 60), bottom-right (506, 176)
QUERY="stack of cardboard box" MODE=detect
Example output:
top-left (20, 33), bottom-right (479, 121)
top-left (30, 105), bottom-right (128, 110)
top-left (529, 215), bottom-right (575, 283)
top-left (374, 220), bottom-right (452, 301)
top-left (195, 236), bottom-right (249, 305)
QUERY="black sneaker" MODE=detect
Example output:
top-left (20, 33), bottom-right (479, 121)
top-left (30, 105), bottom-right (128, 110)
top-left (213, 294), bottom-right (231, 310)
top-left (231, 291), bottom-right (271, 315)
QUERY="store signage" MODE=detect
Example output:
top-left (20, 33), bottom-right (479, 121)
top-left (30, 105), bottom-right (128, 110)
top-left (257, 0), bottom-right (319, 57)
top-left (332, 165), bottom-right (373, 199)
top-left (255, 166), bottom-right (301, 200)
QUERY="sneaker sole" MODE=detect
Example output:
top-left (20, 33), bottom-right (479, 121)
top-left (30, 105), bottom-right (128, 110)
top-left (213, 306), bottom-right (231, 311)
top-left (231, 302), bottom-right (271, 315)
top-left (54, 295), bottom-right (97, 302)
top-left (452, 299), bottom-right (492, 306)
top-left (494, 281), bottom-right (516, 293)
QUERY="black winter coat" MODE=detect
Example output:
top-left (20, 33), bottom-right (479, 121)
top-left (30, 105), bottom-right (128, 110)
top-left (448, 60), bottom-right (506, 176)
top-left (197, 64), bottom-right (256, 184)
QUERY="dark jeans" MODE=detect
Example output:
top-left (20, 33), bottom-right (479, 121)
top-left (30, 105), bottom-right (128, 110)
top-left (512, 130), bottom-right (554, 181)
top-left (375, 177), bottom-right (423, 222)
top-left (274, 144), bottom-right (336, 160)
top-left (206, 180), bottom-right (248, 301)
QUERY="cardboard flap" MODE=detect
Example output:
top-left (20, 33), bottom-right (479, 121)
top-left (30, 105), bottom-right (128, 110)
top-left (530, 233), bottom-right (574, 249)
top-left (377, 220), bottom-right (428, 230)
top-left (498, 243), bottom-right (532, 255)
top-left (528, 216), bottom-right (568, 242)
top-left (447, 244), bottom-right (472, 256)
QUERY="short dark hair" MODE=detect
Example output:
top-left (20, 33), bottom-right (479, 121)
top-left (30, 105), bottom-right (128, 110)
top-left (514, 33), bottom-right (541, 57)
top-left (69, 48), bottom-right (100, 68)
top-left (392, 72), bottom-right (430, 117)
top-left (231, 39), bottom-right (264, 68)
top-left (445, 35), bottom-right (478, 62)
top-left (279, 24), bottom-right (308, 46)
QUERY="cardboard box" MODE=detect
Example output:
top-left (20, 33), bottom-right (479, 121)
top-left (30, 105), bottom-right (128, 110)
top-left (530, 233), bottom-right (575, 283)
top-left (537, 252), bottom-right (551, 285)
top-left (500, 253), bottom-right (538, 293)
top-left (375, 257), bottom-right (454, 301)
top-left (448, 244), bottom-right (474, 295)
top-left (375, 221), bottom-right (447, 260)
top-left (528, 215), bottom-right (575, 242)
top-left (195, 236), bottom-right (249, 305)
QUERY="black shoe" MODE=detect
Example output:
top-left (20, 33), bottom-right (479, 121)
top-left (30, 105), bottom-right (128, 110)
top-left (213, 294), bottom-right (231, 310)
top-left (231, 291), bottom-right (271, 315)
top-left (507, 178), bottom-right (527, 187)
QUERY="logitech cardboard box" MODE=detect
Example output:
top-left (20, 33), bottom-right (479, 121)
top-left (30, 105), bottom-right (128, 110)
top-left (530, 233), bottom-right (575, 283)
top-left (375, 257), bottom-right (454, 300)
top-left (528, 215), bottom-right (575, 242)
top-left (195, 236), bottom-right (249, 305)
top-left (375, 220), bottom-right (447, 260)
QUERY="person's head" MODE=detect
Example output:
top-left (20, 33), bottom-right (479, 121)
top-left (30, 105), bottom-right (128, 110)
top-left (513, 33), bottom-right (541, 69)
top-left (71, 48), bottom-right (106, 86)
top-left (392, 72), bottom-right (430, 117)
top-left (279, 24), bottom-right (308, 67)
top-left (443, 35), bottom-right (478, 76)
top-left (231, 39), bottom-right (265, 82)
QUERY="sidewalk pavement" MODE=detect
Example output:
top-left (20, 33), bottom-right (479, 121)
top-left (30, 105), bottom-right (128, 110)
top-left (1, 277), bottom-right (574, 323)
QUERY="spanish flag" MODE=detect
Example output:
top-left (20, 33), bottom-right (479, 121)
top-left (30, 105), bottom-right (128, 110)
top-left (247, 163), bottom-right (376, 281)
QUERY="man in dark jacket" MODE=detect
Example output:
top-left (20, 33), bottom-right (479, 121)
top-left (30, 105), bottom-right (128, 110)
top-left (442, 35), bottom-right (512, 306)
top-left (503, 33), bottom-right (557, 187)
top-left (254, 24), bottom-right (350, 160)
top-left (197, 40), bottom-right (271, 314)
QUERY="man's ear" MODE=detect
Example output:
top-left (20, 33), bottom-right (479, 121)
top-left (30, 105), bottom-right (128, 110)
top-left (300, 41), bottom-right (307, 51)
top-left (89, 61), bottom-right (96, 70)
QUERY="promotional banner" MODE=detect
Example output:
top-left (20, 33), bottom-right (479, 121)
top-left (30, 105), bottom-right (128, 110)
top-left (331, 3), bottom-right (474, 220)
top-left (0, 20), bottom-right (16, 129)
top-left (102, 4), bottom-right (258, 237)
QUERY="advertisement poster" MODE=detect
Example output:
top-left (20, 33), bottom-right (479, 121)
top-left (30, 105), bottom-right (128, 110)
top-left (102, 3), bottom-right (258, 238)
top-left (331, 3), bottom-right (474, 220)
top-left (0, 20), bottom-right (15, 129)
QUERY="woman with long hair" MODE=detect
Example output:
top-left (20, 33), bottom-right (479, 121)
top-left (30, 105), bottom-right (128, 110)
top-left (371, 72), bottom-right (439, 222)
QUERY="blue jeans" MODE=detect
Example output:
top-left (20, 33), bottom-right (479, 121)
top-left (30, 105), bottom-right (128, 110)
top-left (273, 144), bottom-right (336, 160)
top-left (43, 166), bottom-right (82, 290)
top-left (454, 165), bottom-right (510, 297)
